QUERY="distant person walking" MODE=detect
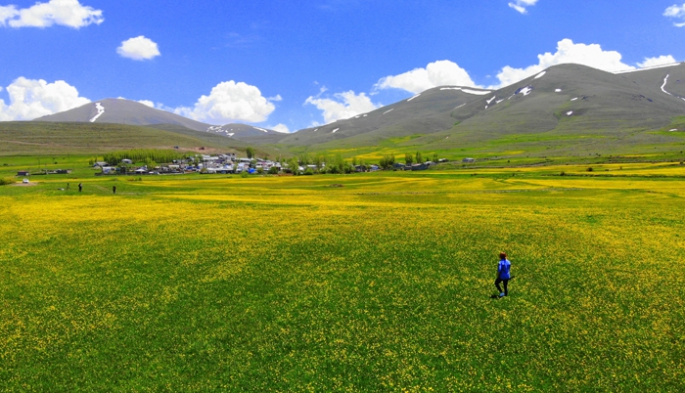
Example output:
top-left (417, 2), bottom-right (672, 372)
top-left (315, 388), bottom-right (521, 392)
top-left (495, 252), bottom-right (512, 298)
top-left (78, 183), bottom-right (82, 192)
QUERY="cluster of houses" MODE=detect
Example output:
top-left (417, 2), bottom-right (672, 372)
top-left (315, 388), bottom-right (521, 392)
top-left (92, 154), bottom-right (476, 176)
top-left (95, 154), bottom-right (285, 175)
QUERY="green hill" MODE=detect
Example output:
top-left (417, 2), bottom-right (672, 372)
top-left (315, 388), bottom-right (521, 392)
top-left (0, 122), bottom-right (247, 156)
top-left (272, 63), bottom-right (685, 159)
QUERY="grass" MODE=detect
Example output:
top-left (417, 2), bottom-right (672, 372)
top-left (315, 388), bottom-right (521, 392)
top-left (0, 122), bottom-right (247, 156)
top-left (1, 164), bottom-right (684, 391)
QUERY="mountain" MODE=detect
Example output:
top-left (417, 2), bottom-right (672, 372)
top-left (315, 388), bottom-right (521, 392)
top-left (0, 121), bottom-right (249, 156)
top-left (205, 123), bottom-right (290, 143)
top-left (20, 63), bottom-right (685, 158)
top-left (274, 63), bottom-right (685, 156)
top-left (35, 98), bottom-right (212, 132)
top-left (277, 86), bottom-right (493, 147)
top-left (34, 98), bottom-right (290, 144)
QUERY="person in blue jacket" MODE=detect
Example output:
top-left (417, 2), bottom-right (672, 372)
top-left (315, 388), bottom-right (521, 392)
top-left (495, 252), bottom-right (512, 297)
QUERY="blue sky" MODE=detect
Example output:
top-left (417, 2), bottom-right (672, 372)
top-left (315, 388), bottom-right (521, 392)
top-left (1, 0), bottom-right (684, 132)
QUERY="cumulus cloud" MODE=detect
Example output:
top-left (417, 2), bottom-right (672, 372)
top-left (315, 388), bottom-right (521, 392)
top-left (305, 90), bottom-right (380, 124)
top-left (508, 0), bottom-right (538, 14)
top-left (176, 81), bottom-right (277, 124)
top-left (665, 4), bottom-right (685, 27)
top-left (493, 39), bottom-right (636, 88)
top-left (0, 77), bottom-right (90, 121)
top-left (117, 36), bottom-right (161, 61)
top-left (637, 55), bottom-right (678, 68)
top-left (0, 0), bottom-right (103, 28)
top-left (269, 123), bottom-right (290, 133)
top-left (137, 100), bottom-right (155, 108)
top-left (376, 60), bottom-right (480, 94)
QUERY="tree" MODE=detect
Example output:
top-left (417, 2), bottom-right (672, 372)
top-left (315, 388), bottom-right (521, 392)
top-left (415, 151), bottom-right (423, 164)
top-left (313, 154), bottom-right (323, 171)
top-left (405, 153), bottom-right (414, 166)
top-left (379, 154), bottom-right (396, 170)
top-left (288, 157), bottom-right (300, 175)
top-left (432, 153), bottom-right (439, 162)
top-left (246, 147), bottom-right (255, 159)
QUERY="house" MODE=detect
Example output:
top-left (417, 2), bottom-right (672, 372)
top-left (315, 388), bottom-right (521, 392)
top-left (94, 161), bottom-right (108, 167)
top-left (121, 159), bottom-right (133, 165)
top-left (462, 158), bottom-right (476, 164)
top-left (17, 171), bottom-right (29, 176)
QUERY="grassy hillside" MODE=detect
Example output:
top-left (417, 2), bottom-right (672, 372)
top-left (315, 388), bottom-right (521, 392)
top-left (1, 169), bottom-right (684, 391)
top-left (0, 122), bottom-right (251, 156)
top-left (272, 64), bottom-right (685, 160)
top-left (36, 98), bottom-right (212, 132)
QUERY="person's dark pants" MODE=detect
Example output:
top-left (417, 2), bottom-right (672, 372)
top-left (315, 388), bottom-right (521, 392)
top-left (495, 278), bottom-right (509, 296)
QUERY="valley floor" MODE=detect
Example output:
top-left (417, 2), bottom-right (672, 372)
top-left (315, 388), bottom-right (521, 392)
top-left (1, 168), bottom-right (684, 391)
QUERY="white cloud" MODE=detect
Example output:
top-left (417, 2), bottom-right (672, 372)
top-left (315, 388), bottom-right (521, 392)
top-left (0, 77), bottom-right (90, 121)
top-left (493, 39), bottom-right (635, 88)
top-left (508, 0), bottom-right (538, 14)
top-left (376, 60), bottom-right (480, 94)
top-left (138, 100), bottom-right (155, 108)
top-left (117, 36), bottom-right (161, 61)
top-left (305, 90), bottom-right (380, 124)
top-left (665, 4), bottom-right (685, 27)
top-left (175, 81), bottom-right (277, 124)
top-left (637, 55), bottom-right (677, 68)
top-left (268, 94), bottom-right (283, 102)
top-left (269, 123), bottom-right (290, 133)
top-left (0, 0), bottom-right (103, 29)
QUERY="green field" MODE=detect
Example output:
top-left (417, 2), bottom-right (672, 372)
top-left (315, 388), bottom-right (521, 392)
top-left (1, 165), bottom-right (684, 392)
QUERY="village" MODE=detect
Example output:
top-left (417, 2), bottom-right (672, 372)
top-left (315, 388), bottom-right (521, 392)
top-left (14, 154), bottom-right (472, 179)
top-left (90, 153), bottom-right (464, 176)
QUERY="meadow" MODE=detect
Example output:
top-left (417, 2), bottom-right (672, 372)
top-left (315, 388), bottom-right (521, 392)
top-left (1, 167), bottom-right (684, 392)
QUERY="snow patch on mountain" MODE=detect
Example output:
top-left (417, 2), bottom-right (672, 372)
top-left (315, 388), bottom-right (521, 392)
top-left (407, 94), bottom-right (421, 102)
top-left (440, 87), bottom-right (492, 95)
top-left (461, 88), bottom-right (491, 95)
top-left (567, 111), bottom-right (574, 116)
top-left (90, 102), bottom-right (105, 123)
top-left (517, 86), bottom-right (533, 97)
top-left (661, 75), bottom-right (673, 97)
top-left (253, 127), bottom-right (268, 133)
top-left (383, 108), bottom-right (394, 115)
top-left (534, 71), bottom-right (546, 80)
top-left (555, 89), bottom-right (562, 93)
top-left (571, 97), bottom-right (578, 101)
top-left (332, 128), bottom-right (340, 133)
top-left (487, 96), bottom-right (497, 105)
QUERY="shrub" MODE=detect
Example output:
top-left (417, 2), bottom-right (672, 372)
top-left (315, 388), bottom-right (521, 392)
top-left (268, 167), bottom-right (279, 175)
top-left (0, 177), bottom-right (15, 186)
top-left (240, 171), bottom-right (249, 178)
top-left (303, 168), bottom-right (314, 176)
top-left (587, 167), bottom-right (593, 172)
